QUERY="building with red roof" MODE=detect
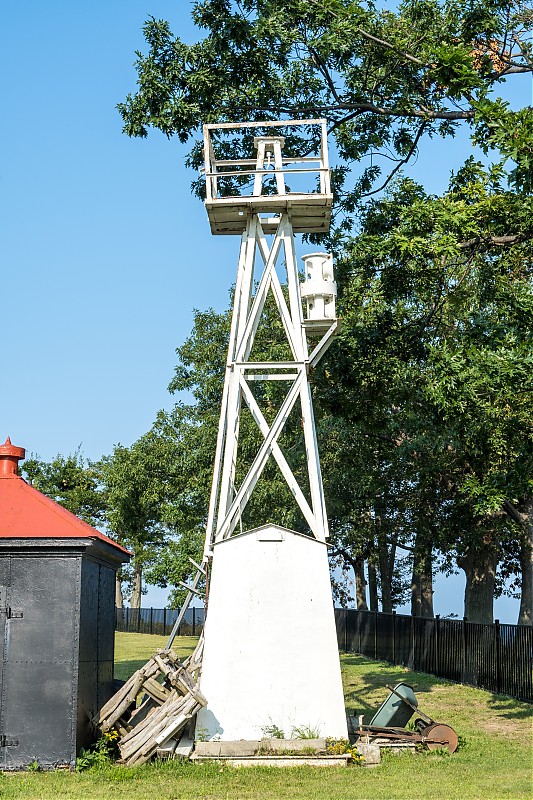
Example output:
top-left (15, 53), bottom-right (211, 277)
top-left (0, 437), bottom-right (129, 770)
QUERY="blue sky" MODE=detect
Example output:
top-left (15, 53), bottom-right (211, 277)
top-left (1, 2), bottom-right (530, 618)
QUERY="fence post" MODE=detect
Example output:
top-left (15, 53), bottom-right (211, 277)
top-left (150, 607), bottom-right (153, 635)
top-left (462, 616), bottom-right (468, 683)
top-left (163, 607), bottom-right (167, 635)
top-left (192, 606), bottom-right (196, 636)
top-left (435, 614), bottom-right (440, 675)
top-left (374, 610), bottom-right (378, 660)
top-left (409, 613), bottom-right (415, 670)
top-left (495, 619), bottom-right (501, 694)
top-left (344, 609), bottom-right (348, 653)
top-left (392, 611), bottom-right (396, 664)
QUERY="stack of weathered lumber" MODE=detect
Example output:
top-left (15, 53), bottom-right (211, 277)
top-left (95, 637), bottom-right (206, 766)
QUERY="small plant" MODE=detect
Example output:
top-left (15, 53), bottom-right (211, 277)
top-left (75, 730), bottom-right (119, 772)
top-left (326, 737), bottom-right (364, 764)
top-left (431, 746), bottom-right (452, 757)
top-left (26, 760), bottom-right (41, 772)
top-left (195, 726), bottom-right (209, 742)
top-left (291, 723), bottom-right (322, 739)
top-left (261, 722), bottom-right (285, 739)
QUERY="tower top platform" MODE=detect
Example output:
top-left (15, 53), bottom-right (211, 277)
top-left (203, 119), bottom-right (332, 235)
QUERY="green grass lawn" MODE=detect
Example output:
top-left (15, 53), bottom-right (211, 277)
top-left (2, 632), bottom-right (531, 800)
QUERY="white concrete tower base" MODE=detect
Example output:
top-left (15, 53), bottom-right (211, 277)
top-left (196, 525), bottom-right (348, 741)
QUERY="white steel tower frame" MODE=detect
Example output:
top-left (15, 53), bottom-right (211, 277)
top-left (194, 121), bottom-right (348, 742)
top-left (202, 120), bottom-right (338, 558)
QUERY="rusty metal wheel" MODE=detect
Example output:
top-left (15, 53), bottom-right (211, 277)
top-left (422, 723), bottom-right (459, 753)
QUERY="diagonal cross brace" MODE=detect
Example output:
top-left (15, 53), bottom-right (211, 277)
top-left (235, 226), bottom-right (284, 362)
top-left (239, 373), bottom-right (320, 538)
top-left (215, 373), bottom-right (303, 541)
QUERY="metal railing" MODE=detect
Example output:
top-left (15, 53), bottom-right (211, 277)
top-left (335, 609), bottom-right (533, 704)
top-left (115, 606), bottom-right (205, 637)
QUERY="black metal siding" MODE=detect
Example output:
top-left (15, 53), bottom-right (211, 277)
top-left (0, 555), bottom-right (80, 769)
top-left (0, 539), bottom-right (127, 770)
top-left (77, 559), bottom-right (116, 750)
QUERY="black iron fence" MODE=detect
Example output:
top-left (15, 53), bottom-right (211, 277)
top-left (115, 606), bottom-right (531, 703)
top-left (115, 606), bottom-right (205, 637)
top-left (335, 609), bottom-right (533, 704)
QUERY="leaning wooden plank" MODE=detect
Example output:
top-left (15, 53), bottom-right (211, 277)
top-left (119, 696), bottom-right (189, 755)
top-left (97, 674), bottom-right (137, 722)
top-left (132, 712), bottom-right (190, 762)
top-left (100, 670), bottom-right (146, 731)
top-left (127, 700), bottom-right (200, 766)
top-left (119, 701), bottom-right (179, 748)
top-left (130, 716), bottom-right (190, 766)
top-left (97, 657), bottom-right (159, 725)
top-left (142, 677), bottom-right (171, 704)
top-left (120, 696), bottom-right (198, 762)
top-left (116, 694), bottom-right (179, 746)
top-left (122, 692), bottom-right (191, 744)
top-left (121, 713), bottom-right (181, 763)
top-left (155, 703), bottom-right (201, 746)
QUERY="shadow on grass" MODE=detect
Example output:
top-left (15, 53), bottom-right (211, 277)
top-left (341, 652), bottom-right (533, 724)
top-left (114, 659), bottom-right (152, 682)
top-left (487, 694), bottom-right (533, 721)
top-left (341, 653), bottom-right (469, 723)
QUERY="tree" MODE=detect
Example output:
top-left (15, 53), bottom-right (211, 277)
top-left (97, 433), bottom-right (177, 608)
top-left (22, 449), bottom-right (104, 527)
top-left (118, 0), bottom-right (532, 217)
top-left (323, 164), bottom-right (533, 622)
top-left (118, 0), bottom-right (533, 621)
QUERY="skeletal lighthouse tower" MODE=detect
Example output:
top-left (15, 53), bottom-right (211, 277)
top-left (196, 120), bottom-right (348, 741)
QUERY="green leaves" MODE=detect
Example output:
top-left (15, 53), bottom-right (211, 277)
top-left (118, 1), bottom-right (532, 215)
top-left (21, 450), bottom-right (104, 527)
top-left (429, 43), bottom-right (484, 99)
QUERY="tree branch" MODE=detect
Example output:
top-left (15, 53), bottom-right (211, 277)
top-left (458, 233), bottom-right (532, 249)
top-left (359, 120), bottom-right (427, 198)
top-left (306, 42), bottom-right (343, 104)
top-left (306, 0), bottom-right (428, 68)
top-left (356, 28), bottom-right (428, 68)
top-left (503, 499), bottom-right (529, 527)
top-left (262, 102), bottom-right (474, 121)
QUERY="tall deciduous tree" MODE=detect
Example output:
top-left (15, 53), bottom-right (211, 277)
top-left (323, 164), bottom-right (532, 622)
top-left (118, 0), bottom-right (532, 621)
top-left (22, 449), bottom-right (104, 526)
top-left (97, 433), bottom-right (178, 608)
top-left (118, 0), bottom-right (532, 213)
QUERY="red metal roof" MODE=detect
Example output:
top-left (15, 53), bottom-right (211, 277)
top-left (0, 437), bottom-right (129, 554)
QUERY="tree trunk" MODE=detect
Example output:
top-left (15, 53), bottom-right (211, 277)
top-left (368, 562), bottom-right (378, 611)
top-left (115, 574), bottom-right (124, 623)
top-left (411, 537), bottom-right (434, 618)
top-left (518, 499), bottom-right (533, 625)
top-left (354, 557), bottom-right (368, 610)
top-left (457, 545), bottom-right (499, 623)
top-left (130, 561), bottom-right (143, 609)
top-left (378, 535), bottom-right (393, 613)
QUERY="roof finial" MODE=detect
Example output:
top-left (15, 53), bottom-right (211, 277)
top-left (0, 437), bottom-right (26, 478)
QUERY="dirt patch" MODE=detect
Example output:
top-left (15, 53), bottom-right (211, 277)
top-left (479, 717), bottom-right (530, 740)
